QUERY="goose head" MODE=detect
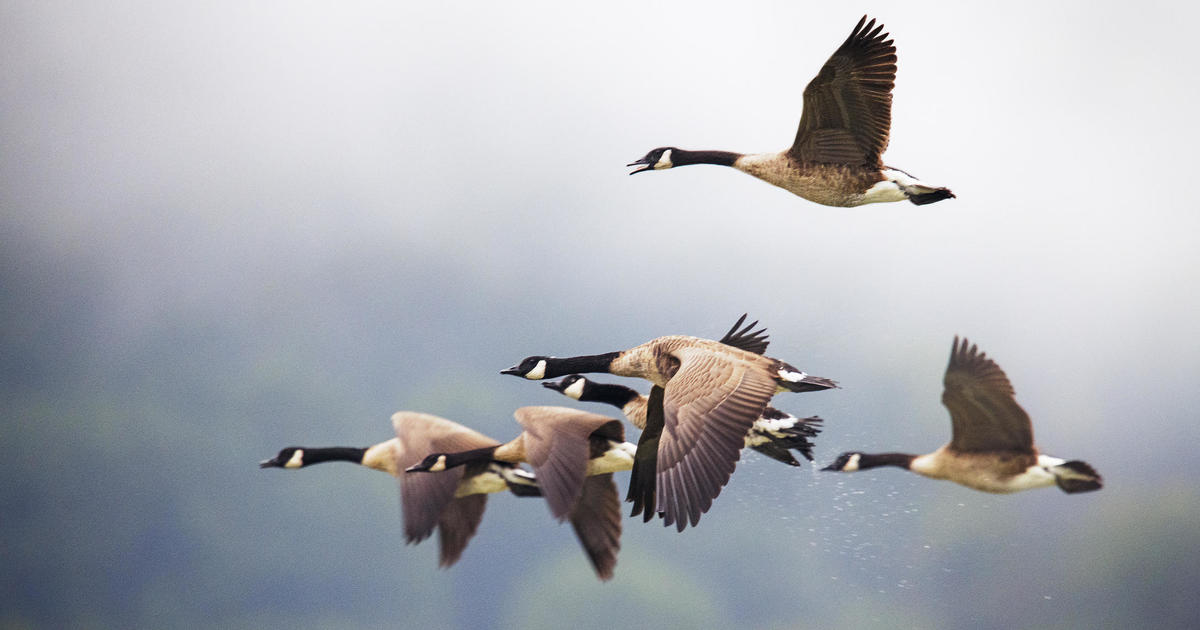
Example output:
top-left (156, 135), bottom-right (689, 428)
top-left (406, 453), bottom-right (449, 473)
top-left (259, 447), bottom-right (307, 469)
top-left (822, 452), bottom-right (864, 472)
top-left (627, 147), bottom-right (677, 174)
top-left (501, 356), bottom-right (551, 380)
top-left (542, 374), bottom-right (589, 400)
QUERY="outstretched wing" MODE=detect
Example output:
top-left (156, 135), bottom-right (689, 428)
top-left (789, 16), bottom-right (896, 167)
top-left (941, 337), bottom-right (1035, 453)
top-left (514, 406), bottom-right (623, 521)
top-left (435, 494), bottom-right (487, 568)
top-left (627, 385), bottom-right (665, 521)
top-left (568, 474), bottom-right (622, 580)
top-left (656, 348), bottom-right (776, 531)
top-left (391, 412), bottom-right (498, 561)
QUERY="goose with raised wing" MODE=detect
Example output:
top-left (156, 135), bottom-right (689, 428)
top-left (628, 16), bottom-right (954, 207)
top-left (262, 411), bottom-right (623, 577)
top-left (406, 406), bottom-right (631, 580)
top-left (823, 338), bottom-right (1102, 494)
top-left (501, 316), bottom-right (836, 531)
top-left (260, 411), bottom-right (538, 568)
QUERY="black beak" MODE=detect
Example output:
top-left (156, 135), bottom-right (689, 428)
top-left (542, 381), bottom-right (565, 392)
top-left (259, 458), bottom-right (282, 469)
top-left (404, 464), bottom-right (424, 473)
top-left (627, 156), bottom-right (653, 175)
top-left (820, 463), bottom-right (840, 472)
top-left (500, 366), bottom-right (523, 376)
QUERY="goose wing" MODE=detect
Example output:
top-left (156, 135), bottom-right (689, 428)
top-left (391, 411), bottom-right (499, 563)
top-left (656, 348), bottom-right (777, 531)
top-left (627, 385), bottom-right (665, 521)
top-left (941, 337), bottom-right (1035, 453)
top-left (567, 473), bottom-right (622, 581)
top-left (718, 313), bottom-right (770, 355)
top-left (514, 406), bottom-right (624, 521)
top-left (789, 16), bottom-right (896, 167)
top-left (433, 494), bottom-right (487, 568)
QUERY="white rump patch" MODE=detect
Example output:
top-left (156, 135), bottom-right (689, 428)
top-left (778, 368), bottom-right (808, 383)
top-left (1037, 455), bottom-right (1067, 468)
top-left (284, 449), bottom-right (305, 469)
top-left (859, 168), bottom-right (941, 205)
top-left (860, 178), bottom-right (907, 204)
top-left (754, 414), bottom-right (797, 434)
top-left (563, 378), bottom-right (586, 400)
top-left (882, 168), bottom-right (924, 188)
top-left (504, 467), bottom-right (537, 483)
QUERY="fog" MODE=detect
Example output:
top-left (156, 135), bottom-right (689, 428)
top-left (3, 1), bottom-right (1198, 628)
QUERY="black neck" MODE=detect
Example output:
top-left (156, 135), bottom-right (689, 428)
top-left (443, 446), bottom-right (500, 469)
top-left (582, 381), bottom-right (641, 409)
top-left (858, 452), bottom-right (917, 470)
top-left (302, 447), bottom-right (368, 466)
top-left (546, 352), bottom-right (621, 378)
top-left (673, 149), bottom-right (740, 167)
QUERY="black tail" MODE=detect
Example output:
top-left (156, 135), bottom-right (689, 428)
top-left (771, 415), bottom-right (823, 462)
top-left (750, 412), bottom-right (823, 464)
top-left (1053, 460), bottom-right (1103, 494)
top-left (506, 480), bottom-right (543, 498)
top-left (777, 374), bottom-right (839, 393)
top-left (907, 187), bottom-right (955, 205)
top-left (750, 443), bottom-right (802, 466)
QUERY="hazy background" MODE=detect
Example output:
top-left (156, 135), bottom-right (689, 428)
top-left (3, 1), bottom-right (1198, 628)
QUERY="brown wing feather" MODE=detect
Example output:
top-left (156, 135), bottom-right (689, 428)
top-left (567, 474), bottom-right (622, 580)
top-left (391, 412), bottom-right (499, 545)
top-left (717, 313), bottom-right (770, 355)
top-left (656, 349), bottom-right (776, 531)
top-left (941, 338), bottom-right (1035, 453)
top-left (435, 494), bottom-right (487, 567)
top-left (513, 406), bottom-right (623, 521)
top-left (790, 15), bottom-right (896, 166)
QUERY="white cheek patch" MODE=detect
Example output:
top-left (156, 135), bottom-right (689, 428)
top-left (654, 149), bottom-right (674, 170)
top-left (563, 378), bottom-right (586, 400)
top-left (430, 455), bottom-right (448, 472)
top-left (843, 453), bottom-right (861, 472)
top-left (525, 359), bottom-right (547, 380)
top-left (285, 449), bottom-right (305, 469)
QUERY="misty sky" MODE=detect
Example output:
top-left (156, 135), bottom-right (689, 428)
top-left (3, 1), bottom-right (1199, 628)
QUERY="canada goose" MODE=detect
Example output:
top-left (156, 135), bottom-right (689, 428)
top-left (407, 406), bottom-right (632, 580)
top-left (823, 338), bottom-right (1103, 494)
top-left (259, 411), bottom-right (539, 567)
top-left (543, 374), bottom-right (823, 466)
top-left (501, 316), bottom-right (837, 531)
top-left (628, 16), bottom-right (954, 207)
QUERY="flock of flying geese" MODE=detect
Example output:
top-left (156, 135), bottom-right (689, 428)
top-left (260, 16), bottom-right (1102, 581)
